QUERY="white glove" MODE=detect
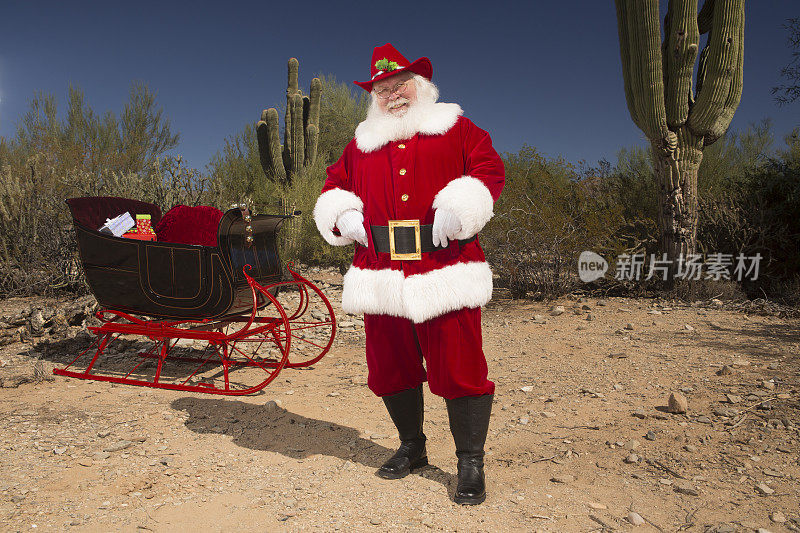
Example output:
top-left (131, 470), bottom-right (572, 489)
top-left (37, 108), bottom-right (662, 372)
top-left (336, 209), bottom-right (368, 247)
top-left (431, 208), bottom-right (462, 248)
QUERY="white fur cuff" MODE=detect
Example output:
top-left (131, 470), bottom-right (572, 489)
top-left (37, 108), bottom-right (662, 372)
top-left (313, 188), bottom-right (364, 246)
top-left (432, 176), bottom-right (494, 239)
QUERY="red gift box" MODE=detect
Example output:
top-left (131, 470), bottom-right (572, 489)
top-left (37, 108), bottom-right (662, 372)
top-left (123, 232), bottom-right (157, 241)
top-left (136, 214), bottom-right (155, 235)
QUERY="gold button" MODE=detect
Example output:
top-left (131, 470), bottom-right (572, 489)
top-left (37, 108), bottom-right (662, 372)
top-left (401, 194), bottom-right (409, 201)
top-left (399, 168), bottom-right (407, 176)
top-left (398, 143), bottom-right (406, 149)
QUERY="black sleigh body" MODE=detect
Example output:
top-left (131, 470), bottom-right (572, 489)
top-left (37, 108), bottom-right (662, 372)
top-left (67, 197), bottom-right (287, 320)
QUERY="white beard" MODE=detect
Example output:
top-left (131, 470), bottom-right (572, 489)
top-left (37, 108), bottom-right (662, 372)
top-left (360, 78), bottom-right (440, 144)
top-left (361, 99), bottom-right (438, 142)
top-left (354, 76), bottom-right (463, 153)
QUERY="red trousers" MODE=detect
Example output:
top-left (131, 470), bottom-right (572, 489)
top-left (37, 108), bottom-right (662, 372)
top-left (364, 307), bottom-right (495, 400)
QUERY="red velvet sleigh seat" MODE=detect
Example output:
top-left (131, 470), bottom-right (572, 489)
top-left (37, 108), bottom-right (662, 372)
top-left (67, 196), bottom-right (289, 319)
top-left (155, 205), bottom-right (225, 247)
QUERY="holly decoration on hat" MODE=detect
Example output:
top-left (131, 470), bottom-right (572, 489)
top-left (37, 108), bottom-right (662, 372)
top-left (374, 58), bottom-right (400, 72)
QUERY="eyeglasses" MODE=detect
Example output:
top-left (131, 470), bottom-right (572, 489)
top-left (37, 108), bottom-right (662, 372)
top-left (375, 79), bottom-right (412, 99)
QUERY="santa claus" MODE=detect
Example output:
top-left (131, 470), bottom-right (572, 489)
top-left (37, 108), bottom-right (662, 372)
top-left (313, 43), bottom-right (504, 505)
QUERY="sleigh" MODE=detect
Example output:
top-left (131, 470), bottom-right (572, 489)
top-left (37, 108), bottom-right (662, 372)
top-left (54, 196), bottom-right (336, 395)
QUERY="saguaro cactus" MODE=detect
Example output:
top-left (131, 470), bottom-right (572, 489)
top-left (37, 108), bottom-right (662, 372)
top-left (614, 0), bottom-right (744, 277)
top-left (257, 58), bottom-right (321, 185)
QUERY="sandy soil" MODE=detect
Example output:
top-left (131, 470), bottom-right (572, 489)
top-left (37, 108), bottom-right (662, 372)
top-left (0, 268), bottom-right (798, 532)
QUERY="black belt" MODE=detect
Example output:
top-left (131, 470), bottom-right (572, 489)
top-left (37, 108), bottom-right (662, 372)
top-left (370, 220), bottom-right (476, 260)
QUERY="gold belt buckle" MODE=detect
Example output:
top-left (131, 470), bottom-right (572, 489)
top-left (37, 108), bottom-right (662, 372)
top-left (388, 220), bottom-right (421, 260)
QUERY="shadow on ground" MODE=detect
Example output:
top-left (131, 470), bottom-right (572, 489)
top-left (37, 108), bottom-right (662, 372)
top-left (171, 396), bottom-right (455, 490)
top-left (694, 321), bottom-right (800, 369)
top-left (642, 320), bottom-right (800, 364)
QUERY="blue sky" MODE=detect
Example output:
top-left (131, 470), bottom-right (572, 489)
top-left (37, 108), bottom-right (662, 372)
top-left (1, 1), bottom-right (797, 171)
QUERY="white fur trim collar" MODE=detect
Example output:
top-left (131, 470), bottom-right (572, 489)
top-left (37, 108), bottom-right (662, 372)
top-left (342, 261), bottom-right (493, 323)
top-left (354, 102), bottom-right (463, 153)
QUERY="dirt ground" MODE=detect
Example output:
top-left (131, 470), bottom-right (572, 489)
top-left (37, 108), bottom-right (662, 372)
top-left (0, 267), bottom-right (798, 532)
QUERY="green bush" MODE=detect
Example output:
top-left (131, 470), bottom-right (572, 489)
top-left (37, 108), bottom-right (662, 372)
top-left (482, 145), bottom-right (624, 298)
top-left (277, 160), bottom-right (353, 272)
top-left (698, 128), bottom-right (800, 303)
top-left (0, 83), bottom-right (200, 296)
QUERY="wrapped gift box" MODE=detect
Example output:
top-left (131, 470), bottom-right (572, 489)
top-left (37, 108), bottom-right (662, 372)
top-left (123, 232), bottom-right (157, 241)
top-left (136, 214), bottom-right (155, 235)
top-left (98, 212), bottom-right (135, 237)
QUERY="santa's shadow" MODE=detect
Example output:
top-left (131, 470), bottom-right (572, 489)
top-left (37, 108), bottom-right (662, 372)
top-left (171, 397), bottom-right (454, 489)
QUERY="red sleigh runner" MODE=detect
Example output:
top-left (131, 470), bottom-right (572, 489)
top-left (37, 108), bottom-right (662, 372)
top-left (56, 197), bottom-right (336, 395)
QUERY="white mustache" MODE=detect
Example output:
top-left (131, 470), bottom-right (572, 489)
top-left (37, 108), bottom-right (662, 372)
top-left (387, 98), bottom-right (410, 109)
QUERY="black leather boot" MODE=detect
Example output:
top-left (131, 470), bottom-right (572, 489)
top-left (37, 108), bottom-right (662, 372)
top-left (445, 393), bottom-right (493, 505)
top-left (377, 385), bottom-right (428, 479)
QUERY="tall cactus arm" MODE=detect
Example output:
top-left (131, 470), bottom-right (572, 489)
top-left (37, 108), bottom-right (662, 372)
top-left (290, 93), bottom-right (305, 172)
top-left (687, 0), bottom-right (744, 138)
top-left (267, 108), bottom-right (286, 181)
top-left (301, 96), bottom-right (311, 161)
top-left (621, 0), bottom-right (675, 153)
top-left (698, 0), bottom-right (715, 34)
top-left (309, 77), bottom-right (321, 128)
top-left (284, 59), bottom-right (300, 163)
top-left (665, 0), bottom-right (700, 128)
top-left (626, 2), bottom-right (650, 130)
top-left (302, 95), bottom-right (311, 130)
top-left (615, 0), bottom-right (646, 133)
top-left (256, 109), bottom-right (272, 177)
top-left (300, 78), bottom-right (322, 164)
top-left (633, 0), bottom-right (671, 142)
top-left (284, 98), bottom-right (293, 166)
top-left (287, 58), bottom-right (299, 97)
top-left (305, 124), bottom-right (318, 164)
top-left (256, 108), bottom-right (287, 182)
top-left (703, 11), bottom-right (744, 146)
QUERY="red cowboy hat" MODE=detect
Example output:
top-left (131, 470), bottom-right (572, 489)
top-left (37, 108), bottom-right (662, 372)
top-left (354, 43), bottom-right (433, 92)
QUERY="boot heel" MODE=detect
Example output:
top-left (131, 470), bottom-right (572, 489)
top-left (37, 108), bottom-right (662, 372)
top-left (410, 455), bottom-right (428, 470)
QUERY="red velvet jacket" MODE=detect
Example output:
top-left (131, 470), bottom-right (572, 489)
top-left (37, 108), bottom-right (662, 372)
top-left (313, 103), bottom-right (504, 323)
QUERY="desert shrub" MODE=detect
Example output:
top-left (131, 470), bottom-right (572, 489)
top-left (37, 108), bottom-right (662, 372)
top-left (597, 145), bottom-right (660, 258)
top-left (277, 160), bottom-right (353, 272)
top-left (204, 123), bottom-right (267, 209)
top-left (698, 129), bottom-right (800, 303)
top-left (315, 74), bottom-right (369, 165)
top-left (698, 122), bottom-right (800, 304)
top-left (482, 146), bottom-right (624, 299)
top-left (0, 83), bottom-right (200, 296)
top-left (698, 119), bottom-right (775, 197)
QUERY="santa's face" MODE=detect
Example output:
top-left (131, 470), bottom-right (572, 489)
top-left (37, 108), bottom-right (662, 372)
top-left (373, 72), bottom-right (417, 116)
